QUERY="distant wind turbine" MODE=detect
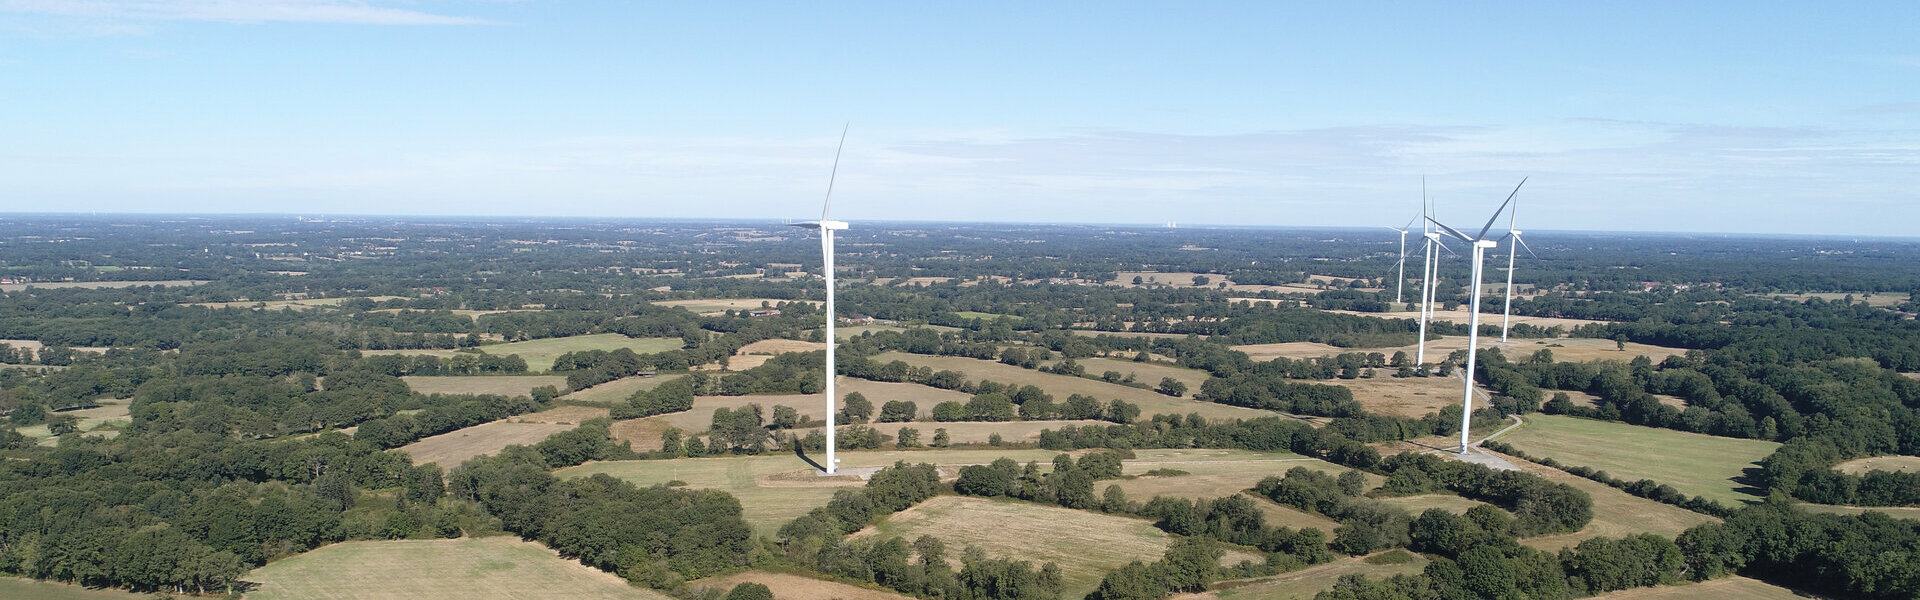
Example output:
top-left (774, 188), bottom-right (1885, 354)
top-left (1428, 178), bottom-right (1525, 453)
top-left (1414, 181), bottom-right (1452, 365)
top-left (791, 125), bottom-right (850, 475)
top-left (1386, 215), bottom-right (1418, 305)
top-left (1498, 195), bottom-right (1538, 343)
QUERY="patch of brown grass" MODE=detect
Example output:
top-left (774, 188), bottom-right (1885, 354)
top-left (692, 571), bottom-right (913, 600)
top-left (403, 375), bottom-right (569, 397)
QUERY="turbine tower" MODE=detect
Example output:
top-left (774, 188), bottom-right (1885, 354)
top-left (1387, 215), bottom-right (1417, 305)
top-left (1498, 196), bottom-right (1537, 343)
top-left (791, 125), bottom-right (849, 474)
top-left (1414, 183), bottom-right (1450, 365)
top-left (1427, 178), bottom-right (1525, 453)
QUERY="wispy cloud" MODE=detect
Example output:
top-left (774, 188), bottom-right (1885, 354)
top-left (0, 0), bottom-right (489, 25)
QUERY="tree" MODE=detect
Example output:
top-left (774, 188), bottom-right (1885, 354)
top-left (1157, 377), bottom-right (1188, 397)
top-left (1103, 484), bottom-right (1129, 513)
top-left (878, 400), bottom-right (917, 423)
top-left (896, 426), bottom-right (921, 448)
top-left (771, 405), bottom-right (800, 429)
top-left (932, 428), bottom-right (951, 447)
top-left (1132, 276), bottom-right (1144, 285)
top-left (1337, 470), bottom-right (1367, 496)
top-left (727, 582), bottom-right (774, 600)
top-left (1192, 275), bottom-right (1210, 286)
top-left (839, 392), bottom-right (873, 423)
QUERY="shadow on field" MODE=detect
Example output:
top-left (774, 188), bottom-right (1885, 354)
top-left (793, 445), bottom-right (825, 472)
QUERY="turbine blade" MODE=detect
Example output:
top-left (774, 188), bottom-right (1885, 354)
top-left (1427, 216), bottom-right (1472, 242)
top-left (821, 123), bottom-right (849, 221)
top-left (1517, 235), bottom-right (1538, 259)
top-left (1475, 177), bottom-right (1526, 240)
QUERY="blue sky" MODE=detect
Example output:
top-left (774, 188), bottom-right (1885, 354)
top-left (0, 1), bottom-right (1915, 235)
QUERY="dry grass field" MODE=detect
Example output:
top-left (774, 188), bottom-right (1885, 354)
top-left (1586, 576), bottom-right (1810, 600)
top-left (1500, 415), bottom-right (1778, 506)
top-left (0, 577), bottom-right (147, 600)
top-left (1110, 449), bottom-right (1369, 505)
top-left (1759, 292), bottom-right (1904, 308)
top-left (399, 405), bottom-right (607, 467)
top-left (1108, 271), bottom-right (1232, 288)
top-left (362, 334), bottom-right (684, 372)
top-left (1493, 337), bottom-right (1687, 363)
top-left (562, 448), bottom-right (1067, 535)
top-left (692, 571), bottom-right (914, 600)
top-left (652, 298), bottom-right (817, 315)
top-left (1798, 503), bottom-right (1920, 521)
top-left (402, 375), bottom-right (568, 397)
top-left (1183, 552), bottom-right (1431, 600)
top-left (1333, 376), bottom-right (1464, 419)
top-left (720, 338), bottom-right (826, 370)
top-left (1374, 493), bottom-right (1496, 516)
top-left (187, 295), bottom-right (408, 311)
top-left (1491, 451), bottom-right (1720, 551)
top-left (1, 279), bottom-right (201, 292)
top-left (1836, 455), bottom-right (1920, 475)
top-left (1248, 495), bottom-right (1344, 532)
top-left (1066, 329), bottom-right (1198, 340)
top-left (854, 496), bottom-right (1259, 599)
top-left (242, 537), bottom-right (671, 600)
top-left (1063, 358), bottom-right (1212, 397)
top-left (873, 352), bottom-right (1273, 422)
top-left (561, 374), bottom-right (688, 406)
top-left (1322, 308), bottom-right (1611, 330)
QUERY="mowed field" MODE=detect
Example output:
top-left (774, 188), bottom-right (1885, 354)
top-left (652, 298), bottom-right (817, 315)
top-left (854, 496), bottom-right (1259, 599)
top-left (562, 448), bottom-right (1067, 535)
top-left (1333, 375), bottom-right (1465, 419)
top-left (1184, 552), bottom-right (1430, 600)
top-left (1799, 503), bottom-right (1920, 521)
top-left (1836, 455), bottom-right (1920, 475)
top-left (1375, 493), bottom-right (1497, 516)
top-left (243, 536), bottom-right (671, 600)
top-left (403, 375), bottom-right (568, 397)
top-left (1110, 449), bottom-right (1366, 504)
top-left (1500, 415), bottom-right (1779, 506)
top-left (608, 376), bottom-right (977, 449)
top-left (561, 374), bottom-right (687, 405)
top-left (367, 334), bottom-right (682, 372)
top-left (873, 352), bottom-right (1273, 421)
top-left (399, 405), bottom-right (608, 467)
top-left (1489, 450), bottom-right (1720, 551)
top-left (0, 577), bottom-right (147, 600)
top-left (723, 338), bottom-right (825, 370)
top-left (1064, 357), bottom-right (1212, 396)
top-left (692, 571), bottom-right (913, 600)
top-left (1586, 576), bottom-right (1809, 600)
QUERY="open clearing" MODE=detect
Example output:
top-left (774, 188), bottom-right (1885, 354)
top-left (1836, 455), bottom-right (1920, 475)
top-left (1184, 552), bottom-right (1431, 600)
top-left (1334, 375), bottom-right (1465, 419)
top-left (399, 405), bottom-right (606, 467)
top-left (0, 577), bottom-right (147, 599)
top-left (653, 298), bottom-right (817, 315)
top-left (1759, 291), bottom-right (1904, 308)
top-left (1374, 493), bottom-right (1497, 516)
top-left (1, 279), bottom-right (201, 292)
top-left (1799, 503), bottom-right (1920, 521)
top-left (855, 496), bottom-right (1258, 599)
top-left (1491, 337), bottom-right (1688, 363)
top-left (562, 448), bottom-right (1067, 535)
top-left (243, 536), bottom-right (670, 600)
top-left (1500, 415), bottom-right (1778, 506)
top-left (561, 374), bottom-right (687, 405)
top-left (722, 338), bottom-right (825, 370)
top-left (1109, 271), bottom-right (1232, 288)
top-left (1587, 576), bottom-right (1810, 600)
top-left (474, 334), bottom-right (684, 372)
top-left (1490, 450), bottom-right (1720, 551)
top-left (692, 571), bottom-right (912, 600)
top-left (874, 352), bottom-right (1274, 422)
top-left (1063, 357), bottom-right (1212, 397)
top-left (403, 375), bottom-right (568, 397)
top-left (1112, 449), bottom-right (1368, 504)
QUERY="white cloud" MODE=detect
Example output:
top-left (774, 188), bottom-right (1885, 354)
top-left (0, 0), bottom-right (488, 25)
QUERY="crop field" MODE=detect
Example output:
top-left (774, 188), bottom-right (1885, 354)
top-left (1500, 415), bottom-right (1779, 506)
top-left (1064, 357), bottom-right (1211, 397)
top-left (692, 571), bottom-right (913, 600)
top-left (1587, 576), bottom-right (1807, 600)
top-left (562, 448), bottom-right (1067, 535)
top-left (242, 536), bottom-right (671, 600)
top-left (561, 374), bottom-right (688, 405)
top-left (1836, 455), bottom-right (1920, 475)
top-left (1492, 451), bottom-right (1720, 551)
top-left (0, 577), bottom-right (148, 599)
top-left (873, 352), bottom-right (1274, 422)
top-left (399, 405), bottom-right (606, 467)
top-left (652, 298), bottom-right (816, 315)
top-left (0, 279), bottom-right (201, 292)
top-left (854, 496), bottom-right (1259, 599)
top-left (1193, 552), bottom-right (1431, 600)
top-left (402, 375), bottom-right (568, 397)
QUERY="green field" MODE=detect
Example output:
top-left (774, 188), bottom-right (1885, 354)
top-left (1499, 415), bottom-right (1779, 506)
top-left (243, 537), bottom-right (671, 600)
top-left (857, 496), bottom-right (1258, 599)
top-left (369, 334), bottom-right (683, 372)
top-left (0, 578), bottom-right (146, 600)
top-left (560, 448), bottom-right (1067, 535)
top-left (1494, 451), bottom-right (1720, 551)
top-left (874, 352), bottom-right (1273, 422)
top-left (560, 374), bottom-right (689, 405)
top-left (1374, 493), bottom-right (1497, 516)
top-left (1208, 552), bottom-right (1431, 600)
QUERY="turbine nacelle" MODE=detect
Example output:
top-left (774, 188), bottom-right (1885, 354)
top-left (789, 220), bottom-right (849, 230)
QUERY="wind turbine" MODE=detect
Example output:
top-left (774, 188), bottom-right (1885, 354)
top-left (791, 125), bottom-right (850, 475)
top-left (1427, 178), bottom-right (1525, 453)
top-left (1414, 182), bottom-right (1452, 365)
top-left (1386, 215), bottom-right (1418, 305)
top-left (1497, 196), bottom-right (1538, 343)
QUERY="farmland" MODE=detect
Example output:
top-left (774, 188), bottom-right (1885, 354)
top-left (402, 375), bottom-right (568, 397)
top-left (652, 298), bottom-right (816, 315)
top-left (1190, 552), bottom-right (1431, 600)
top-left (854, 496), bottom-right (1259, 599)
top-left (1492, 451), bottom-right (1720, 551)
top-left (399, 405), bottom-right (607, 467)
top-left (873, 352), bottom-right (1273, 421)
top-left (367, 334), bottom-right (683, 372)
top-left (1499, 415), bottom-right (1779, 506)
top-left (560, 374), bottom-right (688, 406)
top-left (1586, 576), bottom-right (1808, 600)
top-left (692, 571), bottom-right (913, 600)
top-left (242, 536), bottom-right (671, 600)
top-left (1836, 455), bottom-right (1920, 475)
top-left (0, 577), bottom-right (147, 600)
top-left (1110, 449), bottom-right (1366, 503)
top-left (0, 279), bottom-right (201, 292)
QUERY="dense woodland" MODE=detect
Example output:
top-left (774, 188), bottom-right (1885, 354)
top-left (1, 215), bottom-right (1918, 599)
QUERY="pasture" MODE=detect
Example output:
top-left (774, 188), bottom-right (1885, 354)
top-left (873, 352), bottom-right (1274, 422)
top-left (723, 338), bottom-right (825, 370)
top-left (403, 375), bottom-right (568, 397)
top-left (1323, 308), bottom-right (1611, 330)
top-left (1109, 271), bottom-right (1232, 288)
top-left (652, 298), bottom-right (816, 315)
top-left (1191, 552), bottom-right (1430, 600)
top-left (1799, 503), bottom-right (1920, 521)
top-left (242, 536), bottom-right (670, 600)
top-left (1499, 415), bottom-right (1779, 506)
top-left (1064, 357), bottom-right (1212, 397)
top-left (561, 448), bottom-right (1066, 535)
top-left (1836, 455), bottom-right (1920, 475)
top-left (1111, 449), bottom-right (1369, 505)
top-left (474, 334), bottom-right (684, 372)
top-left (1374, 493), bottom-right (1496, 516)
top-left (399, 405), bottom-right (607, 467)
top-left (187, 295), bottom-right (407, 311)
top-left (1587, 576), bottom-right (1807, 600)
top-left (1491, 337), bottom-right (1688, 364)
top-left (1491, 451), bottom-right (1720, 551)
top-left (854, 496), bottom-right (1259, 599)
top-left (0, 577), bottom-right (147, 599)
top-left (1332, 375), bottom-right (1464, 419)
top-left (0, 279), bottom-right (200, 292)
top-left (1066, 329), bottom-right (1198, 340)
top-left (692, 571), bottom-right (913, 600)
top-left (560, 374), bottom-right (688, 406)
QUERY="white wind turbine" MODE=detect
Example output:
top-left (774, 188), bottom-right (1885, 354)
top-left (791, 126), bottom-right (850, 475)
top-left (1386, 215), bottom-right (1418, 305)
top-left (1497, 195), bottom-right (1538, 343)
top-left (1427, 178), bottom-right (1525, 453)
top-left (1414, 183), bottom-right (1452, 365)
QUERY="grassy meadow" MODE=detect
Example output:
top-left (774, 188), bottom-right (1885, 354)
top-left (0, 578), bottom-right (147, 600)
top-left (1500, 415), bottom-right (1779, 506)
top-left (403, 375), bottom-right (568, 397)
top-left (1198, 552), bottom-right (1431, 600)
top-left (873, 352), bottom-right (1272, 422)
top-left (399, 405), bottom-right (607, 467)
top-left (1490, 451), bottom-right (1720, 551)
top-left (242, 537), bottom-right (670, 600)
